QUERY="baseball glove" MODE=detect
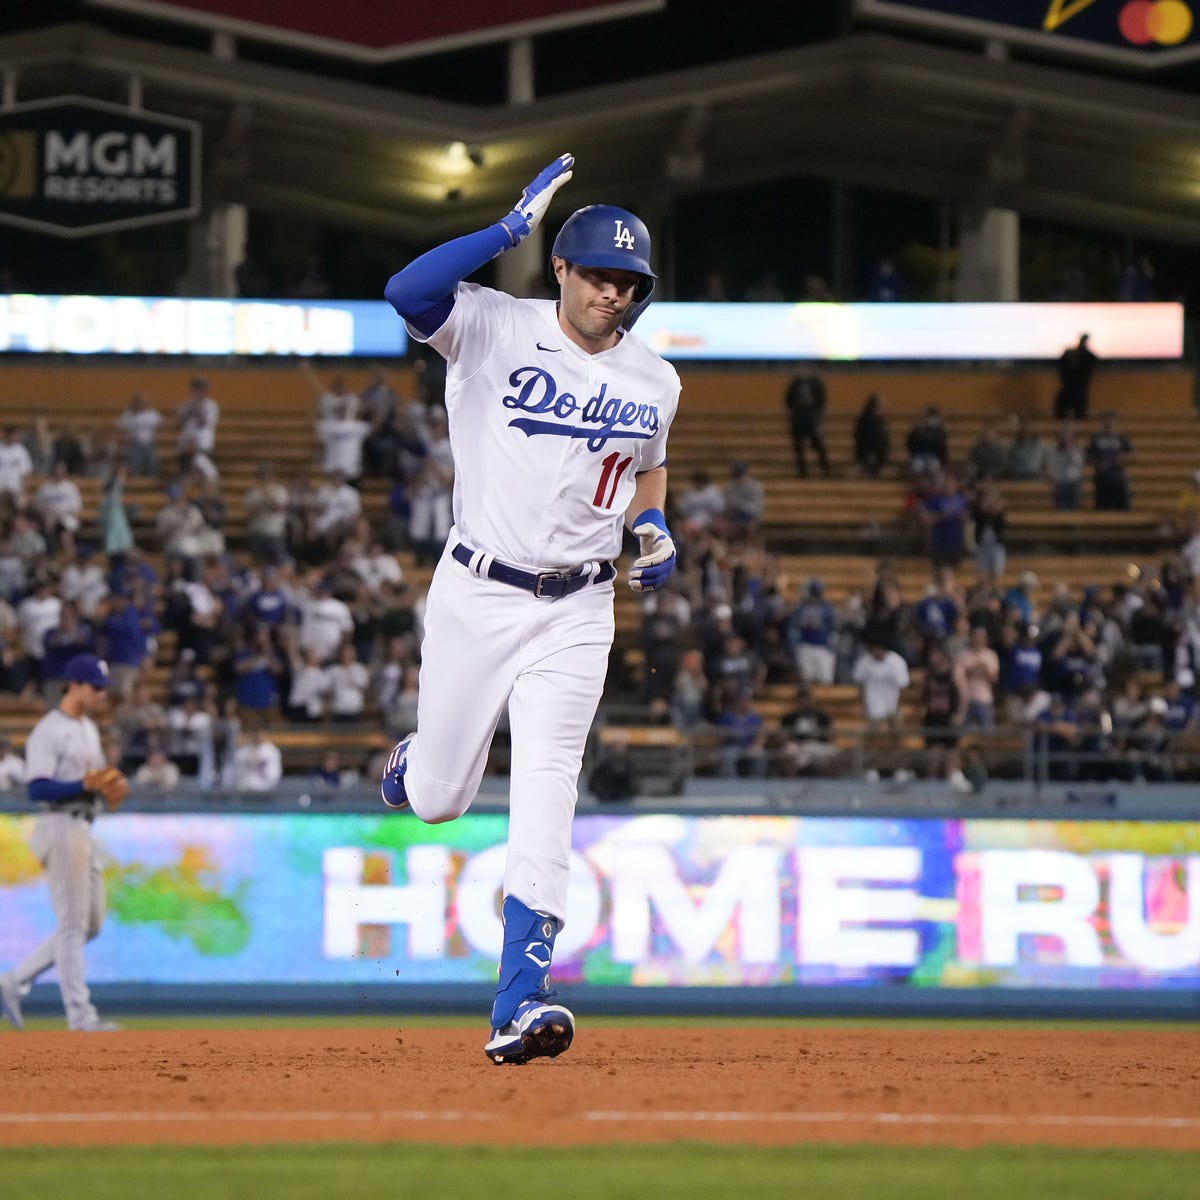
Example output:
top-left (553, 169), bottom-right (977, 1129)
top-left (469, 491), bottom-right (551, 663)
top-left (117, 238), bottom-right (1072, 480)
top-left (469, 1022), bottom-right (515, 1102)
top-left (83, 767), bottom-right (130, 811)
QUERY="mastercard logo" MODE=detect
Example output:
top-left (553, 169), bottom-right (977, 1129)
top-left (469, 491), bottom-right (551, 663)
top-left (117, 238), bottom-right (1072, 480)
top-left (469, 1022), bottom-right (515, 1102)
top-left (1118, 0), bottom-right (1194, 44)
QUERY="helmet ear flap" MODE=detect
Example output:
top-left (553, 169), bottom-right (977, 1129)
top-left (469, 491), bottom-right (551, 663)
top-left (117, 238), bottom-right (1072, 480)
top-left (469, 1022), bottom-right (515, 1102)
top-left (623, 277), bottom-right (655, 331)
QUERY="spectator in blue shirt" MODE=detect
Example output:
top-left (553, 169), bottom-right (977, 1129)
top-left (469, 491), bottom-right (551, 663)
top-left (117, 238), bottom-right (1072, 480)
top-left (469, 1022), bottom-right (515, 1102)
top-left (107, 546), bottom-right (158, 598)
top-left (785, 579), bottom-right (837, 685)
top-left (1161, 671), bottom-right (1196, 732)
top-left (1001, 622), bottom-right (1044, 704)
top-left (310, 749), bottom-right (350, 791)
top-left (166, 647), bottom-right (206, 709)
top-left (1002, 570), bottom-right (1040, 624)
top-left (1048, 613), bottom-right (1100, 698)
top-left (234, 626), bottom-right (283, 715)
top-left (100, 590), bottom-right (153, 699)
top-left (1035, 693), bottom-right (1081, 781)
top-left (40, 601), bottom-right (95, 703)
top-left (386, 479), bottom-right (411, 552)
top-left (919, 472), bottom-right (968, 568)
top-left (915, 579), bottom-right (959, 661)
top-left (714, 688), bottom-right (768, 778)
top-left (244, 564), bottom-right (292, 630)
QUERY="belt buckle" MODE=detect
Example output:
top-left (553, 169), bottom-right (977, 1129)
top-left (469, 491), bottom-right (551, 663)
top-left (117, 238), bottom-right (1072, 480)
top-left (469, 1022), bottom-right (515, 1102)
top-left (533, 570), bottom-right (572, 598)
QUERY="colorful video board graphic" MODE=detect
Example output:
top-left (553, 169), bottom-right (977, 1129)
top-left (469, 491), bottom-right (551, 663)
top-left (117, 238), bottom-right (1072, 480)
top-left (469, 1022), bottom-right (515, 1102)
top-left (0, 813), bottom-right (1196, 989)
top-left (0, 296), bottom-right (1182, 360)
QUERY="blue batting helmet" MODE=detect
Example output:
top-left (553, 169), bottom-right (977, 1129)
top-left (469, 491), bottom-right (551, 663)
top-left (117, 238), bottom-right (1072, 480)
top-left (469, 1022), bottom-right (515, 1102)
top-left (551, 204), bottom-right (656, 329)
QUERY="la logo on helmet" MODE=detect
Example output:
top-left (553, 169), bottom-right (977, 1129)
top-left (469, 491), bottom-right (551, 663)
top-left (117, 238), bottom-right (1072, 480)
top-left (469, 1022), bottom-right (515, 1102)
top-left (612, 219), bottom-right (636, 249)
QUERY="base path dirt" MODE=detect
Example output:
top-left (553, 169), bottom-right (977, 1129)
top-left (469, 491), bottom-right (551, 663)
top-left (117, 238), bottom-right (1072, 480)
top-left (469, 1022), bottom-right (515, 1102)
top-left (2, 1025), bottom-right (1198, 1150)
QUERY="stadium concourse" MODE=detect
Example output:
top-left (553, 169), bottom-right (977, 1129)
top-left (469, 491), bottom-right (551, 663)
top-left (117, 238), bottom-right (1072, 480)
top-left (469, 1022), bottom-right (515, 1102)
top-left (0, 357), bottom-right (1196, 797)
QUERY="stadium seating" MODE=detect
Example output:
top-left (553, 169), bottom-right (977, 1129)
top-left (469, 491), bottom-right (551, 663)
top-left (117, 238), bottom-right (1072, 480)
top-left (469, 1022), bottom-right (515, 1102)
top-left (0, 359), bottom-right (1195, 783)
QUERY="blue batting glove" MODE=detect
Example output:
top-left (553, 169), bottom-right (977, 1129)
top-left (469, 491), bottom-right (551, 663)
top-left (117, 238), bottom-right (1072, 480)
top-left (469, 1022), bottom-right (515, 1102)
top-left (628, 508), bottom-right (676, 592)
top-left (501, 153), bottom-right (574, 247)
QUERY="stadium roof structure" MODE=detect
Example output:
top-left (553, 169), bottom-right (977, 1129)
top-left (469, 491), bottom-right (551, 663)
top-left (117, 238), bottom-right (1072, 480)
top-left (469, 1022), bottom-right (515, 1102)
top-left (1, 20), bottom-right (1199, 247)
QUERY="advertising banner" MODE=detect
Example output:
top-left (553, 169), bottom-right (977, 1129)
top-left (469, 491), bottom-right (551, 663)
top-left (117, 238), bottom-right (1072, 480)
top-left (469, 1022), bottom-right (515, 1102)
top-left (0, 295), bottom-right (406, 357)
top-left (0, 296), bottom-right (1179, 361)
top-left (1, 812), bottom-right (1196, 991)
top-left (0, 97), bottom-right (200, 237)
top-left (633, 301), bottom-right (1184, 361)
top-left (857, 1), bottom-right (1200, 68)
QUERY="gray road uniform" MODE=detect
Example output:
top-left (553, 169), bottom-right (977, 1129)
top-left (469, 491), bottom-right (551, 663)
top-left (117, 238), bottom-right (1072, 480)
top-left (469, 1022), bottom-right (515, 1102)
top-left (8, 706), bottom-right (109, 1030)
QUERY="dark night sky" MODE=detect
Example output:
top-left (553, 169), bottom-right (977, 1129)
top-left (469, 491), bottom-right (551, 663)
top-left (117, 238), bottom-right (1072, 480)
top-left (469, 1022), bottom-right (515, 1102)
top-left (1, 3), bottom-right (1196, 302)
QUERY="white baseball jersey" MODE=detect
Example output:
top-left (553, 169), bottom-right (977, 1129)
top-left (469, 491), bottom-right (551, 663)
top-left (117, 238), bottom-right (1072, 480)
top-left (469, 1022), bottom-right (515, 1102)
top-left (24, 707), bottom-right (105, 783)
top-left (0, 441), bottom-right (33, 497)
top-left (36, 478), bottom-right (83, 530)
top-left (314, 481), bottom-right (362, 534)
top-left (178, 396), bottom-right (220, 451)
top-left (326, 660), bottom-right (369, 716)
top-left (852, 650), bottom-right (911, 721)
top-left (412, 283), bottom-right (681, 569)
top-left (316, 417), bottom-right (371, 477)
top-left (17, 594), bottom-right (62, 658)
top-left (299, 595), bottom-right (354, 661)
top-left (117, 407), bottom-right (163, 445)
top-left (235, 739), bottom-right (283, 791)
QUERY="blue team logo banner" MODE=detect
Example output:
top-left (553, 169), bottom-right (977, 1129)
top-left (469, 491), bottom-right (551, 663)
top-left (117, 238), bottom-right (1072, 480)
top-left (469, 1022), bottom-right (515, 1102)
top-left (0, 813), bottom-right (1196, 989)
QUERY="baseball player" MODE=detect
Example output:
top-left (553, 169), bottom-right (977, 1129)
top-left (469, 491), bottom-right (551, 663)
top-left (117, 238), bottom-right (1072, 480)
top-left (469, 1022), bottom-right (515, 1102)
top-left (0, 654), bottom-right (127, 1032)
top-left (380, 153), bottom-right (680, 1064)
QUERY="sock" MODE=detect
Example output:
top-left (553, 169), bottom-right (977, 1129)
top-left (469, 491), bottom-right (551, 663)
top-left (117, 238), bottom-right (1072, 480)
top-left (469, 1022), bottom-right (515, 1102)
top-left (490, 895), bottom-right (560, 1031)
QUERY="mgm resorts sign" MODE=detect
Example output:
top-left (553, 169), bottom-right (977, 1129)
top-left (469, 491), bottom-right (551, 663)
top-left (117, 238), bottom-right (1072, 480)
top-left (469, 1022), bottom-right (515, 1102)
top-left (0, 96), bottom-right (200, 237)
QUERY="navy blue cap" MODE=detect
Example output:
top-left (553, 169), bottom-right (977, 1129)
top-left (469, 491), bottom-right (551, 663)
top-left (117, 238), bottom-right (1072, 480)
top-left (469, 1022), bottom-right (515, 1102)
top-left (64, 654), bottom-right (112, 689)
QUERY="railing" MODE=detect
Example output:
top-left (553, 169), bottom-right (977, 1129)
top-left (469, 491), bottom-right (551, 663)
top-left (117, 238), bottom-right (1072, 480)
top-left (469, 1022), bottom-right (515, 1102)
top-left (591, 716), bottom-right (1200, 796)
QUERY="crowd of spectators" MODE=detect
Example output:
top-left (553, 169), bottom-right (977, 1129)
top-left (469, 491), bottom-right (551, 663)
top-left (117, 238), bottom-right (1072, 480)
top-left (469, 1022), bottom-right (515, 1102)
top-left (610, 386), bottom-right (1200, 792)
top-left (0, 363), bottom-right (452, 794)
top-left (624, 487), bottom-right (1200, 789)
top-left (0, 353), bottom-right (1194, 800)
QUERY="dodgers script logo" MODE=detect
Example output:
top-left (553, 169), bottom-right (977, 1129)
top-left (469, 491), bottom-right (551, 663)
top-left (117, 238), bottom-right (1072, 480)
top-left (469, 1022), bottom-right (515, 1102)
top-left (502, 366), bottom-right (659, 451)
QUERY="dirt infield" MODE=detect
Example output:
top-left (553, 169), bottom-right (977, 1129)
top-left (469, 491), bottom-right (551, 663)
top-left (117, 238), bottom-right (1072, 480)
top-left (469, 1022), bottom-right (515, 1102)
top-left (2, 1024), bottom-right (1198, 1150)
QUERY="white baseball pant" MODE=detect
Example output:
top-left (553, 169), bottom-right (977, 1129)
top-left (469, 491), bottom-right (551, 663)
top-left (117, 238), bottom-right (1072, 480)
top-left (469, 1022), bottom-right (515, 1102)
top-left (403, 545), bottom-right (614, 923)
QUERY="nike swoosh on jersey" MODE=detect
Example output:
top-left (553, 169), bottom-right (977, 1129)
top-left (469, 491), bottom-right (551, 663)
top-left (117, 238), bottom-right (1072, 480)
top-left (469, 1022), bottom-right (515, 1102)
top-left (536, 342), bottom-right (562, 352)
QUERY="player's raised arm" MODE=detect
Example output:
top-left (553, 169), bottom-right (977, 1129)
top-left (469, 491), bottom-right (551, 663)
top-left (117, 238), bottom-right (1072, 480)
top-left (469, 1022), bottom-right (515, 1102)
top-left (383, 153), bottom-right (574, 336)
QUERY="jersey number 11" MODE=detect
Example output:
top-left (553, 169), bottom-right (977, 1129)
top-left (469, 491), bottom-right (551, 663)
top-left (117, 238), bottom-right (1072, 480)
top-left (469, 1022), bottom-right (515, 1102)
top-left (593, 452), bottom-right (633, 509)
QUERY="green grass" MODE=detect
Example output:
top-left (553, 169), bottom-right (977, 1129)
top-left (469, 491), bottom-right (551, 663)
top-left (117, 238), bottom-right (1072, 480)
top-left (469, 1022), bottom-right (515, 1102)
top-left (5, 1143), bottom-right (1198, 1200)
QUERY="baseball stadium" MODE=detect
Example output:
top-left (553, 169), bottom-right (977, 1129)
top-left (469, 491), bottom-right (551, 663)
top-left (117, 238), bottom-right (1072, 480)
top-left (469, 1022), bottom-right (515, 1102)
top-left (1, 4), bottom-right (1199, 1199)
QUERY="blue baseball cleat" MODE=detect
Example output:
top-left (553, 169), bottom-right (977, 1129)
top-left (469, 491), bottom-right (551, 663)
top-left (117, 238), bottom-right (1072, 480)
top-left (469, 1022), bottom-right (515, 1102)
top-left (380, 734), bottom-right (414, 810)
top-left (484, 996), bottom-right (575, 1065)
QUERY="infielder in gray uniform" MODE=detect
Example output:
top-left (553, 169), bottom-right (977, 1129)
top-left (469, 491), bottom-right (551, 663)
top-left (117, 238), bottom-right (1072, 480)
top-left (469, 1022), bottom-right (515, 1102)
top-left (0, 654), bottom-right (127, 1032)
